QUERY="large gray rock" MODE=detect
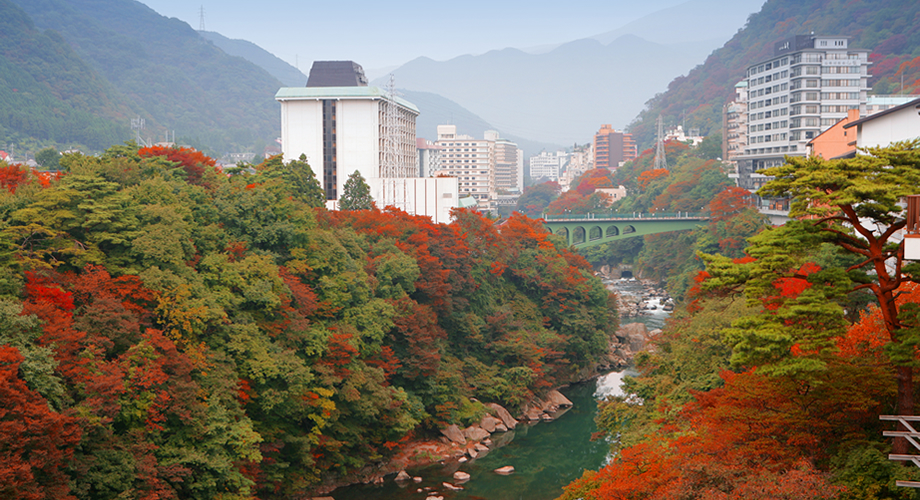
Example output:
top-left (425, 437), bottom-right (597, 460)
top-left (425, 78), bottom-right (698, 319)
top-left (453, 471), bottom-right (470, 482)
top-left (544, 390), bottom-right (573, 408)
top-left (618, 323), bottom-right (649, 352)
top-left (480, 414), bottom-right (501, 433)
top-left (486, 403), bottom-right (518, 430)
top-left (463, 425), bottom-right (490, 442)
top-left (395, 470), bottom-right (411, 481)
top-left (523, 405), bottom-right (543, 421)
top-left (440, 424), bottom-right (466, 445)
top-left (494, 466), bottom-right (515, 475)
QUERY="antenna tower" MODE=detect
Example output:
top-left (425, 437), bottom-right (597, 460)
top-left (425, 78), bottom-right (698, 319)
top-left (131, 116), bottom-right (149, 147)
top-left (198, 5), bottom-right (206, 31)
top-left (654, 114), bottom-right (668, 171)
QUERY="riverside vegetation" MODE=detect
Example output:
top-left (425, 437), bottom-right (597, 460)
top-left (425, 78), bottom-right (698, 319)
top-left (0, 144), bottom-right (617, 499)
top-left (560, 142), bottom-right (920, 499)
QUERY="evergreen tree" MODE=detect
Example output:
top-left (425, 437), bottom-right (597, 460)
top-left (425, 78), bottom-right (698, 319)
top-left (339, 170), bottom-right (373, 211)
top-left (288, 154), bottom-right (326, 208)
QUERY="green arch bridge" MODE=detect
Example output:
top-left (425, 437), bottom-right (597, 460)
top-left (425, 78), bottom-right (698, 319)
top-left (542, 212), bottom-right (711, 249)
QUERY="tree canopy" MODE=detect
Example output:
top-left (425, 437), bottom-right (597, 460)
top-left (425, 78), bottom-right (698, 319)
top-left (0, 144), bottom-right (617, 499)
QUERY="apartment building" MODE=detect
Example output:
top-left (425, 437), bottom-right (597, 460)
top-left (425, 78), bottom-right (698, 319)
top-left (416, 138), bottom-right (441, 177)
top-left (723, 81), bottom-right (749, 163)
top-left (529, 150), bottom-right (568, 182)
top-left (593, 124), bottom-right (637, 170)
top-left (435, 125), bottom-right (494, 210)
top-left (276, 61), bottom-right (419, 201)
top-left (487, 130), bottom-right (524, 193)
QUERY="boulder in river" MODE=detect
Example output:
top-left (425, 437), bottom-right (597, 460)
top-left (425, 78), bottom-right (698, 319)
top-left (544, 389), bottom-right (573, 408)
top-left (463, 425), bottom-right (490, 442)
top-left (440, 424), bottom-right (466, 445)
top-left (395, 470), bottom-right (411, 481)
top-left (494, 466), bottom-right (515, 475)
top-left (453, 471), bottom-right (471, 482)
top-left (617, 323), bottom-right (649, 353)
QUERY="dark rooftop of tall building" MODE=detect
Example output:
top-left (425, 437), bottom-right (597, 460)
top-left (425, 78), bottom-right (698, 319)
top-left (306, 61), bottom-right (368, 87)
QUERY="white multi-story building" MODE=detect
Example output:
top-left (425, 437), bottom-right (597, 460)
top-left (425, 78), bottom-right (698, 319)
top-left (435, 125), bottom-right (494, 210)
top-left (276, 61), bottom-right (458, 222)
top-left (735, 35), bottom-right (871, 191)
top-left (416, 138), bottom-right (441, 177)
top-left (529, 150), bottom-right (568, 182)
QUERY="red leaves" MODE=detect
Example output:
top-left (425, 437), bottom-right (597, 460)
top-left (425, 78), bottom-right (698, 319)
top-left (765, 262), bottom-right (821, 310)
top-left (709, 186), bottom-right (753, 221)
top-left (566, 368), bottom-right (850, 500)
top-left (138, 145), bottom-right (216, 187)
top-left (390, 298), bottom-right (445, 379)
top-left (637, 168), bottom-right (669, 191)
top-left (0, 163), bottom-right (31, 193)
top-left (0, 345), bottom-right (81, 500)
top-left (318, 333), bottom-right (359, 379)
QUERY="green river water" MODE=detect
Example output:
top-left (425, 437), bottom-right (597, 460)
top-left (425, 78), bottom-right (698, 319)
top-left (330, 281), bottom-right (667, 500)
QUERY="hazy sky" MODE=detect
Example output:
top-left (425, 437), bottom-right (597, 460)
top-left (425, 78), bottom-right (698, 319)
top-left (138, 0), bottom-right (691, 72)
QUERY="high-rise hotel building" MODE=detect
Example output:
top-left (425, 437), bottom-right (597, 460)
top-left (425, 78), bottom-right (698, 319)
top-left (276, 61), bottom-right (419, 201)
top-left (735, 35), bottom-right (870, 191)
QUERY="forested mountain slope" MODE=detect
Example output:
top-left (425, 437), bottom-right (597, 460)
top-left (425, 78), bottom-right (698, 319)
top-left (7, 0), bottom-right (283, 153)
top-left (0, 0), bottom-right (132, 150)
top-left (199, 30), bottom-right (307, 88)
top-left (628, 0), bottom-right (920, 149)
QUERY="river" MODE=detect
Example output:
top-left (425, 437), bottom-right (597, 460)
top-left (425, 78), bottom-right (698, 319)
top-left (329, 280), bottom-right (668, 500)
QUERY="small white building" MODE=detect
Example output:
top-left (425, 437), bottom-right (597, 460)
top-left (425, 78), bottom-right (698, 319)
top-left (843, 97), bottom-right (920, 149)
top-left (529, 150), bottom-right (568, 182)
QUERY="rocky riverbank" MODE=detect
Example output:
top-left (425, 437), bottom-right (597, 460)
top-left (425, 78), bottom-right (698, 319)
top-left (599, 276), bottom-right (672, 370)
top-left (309, 395), bottom-right (570, 497)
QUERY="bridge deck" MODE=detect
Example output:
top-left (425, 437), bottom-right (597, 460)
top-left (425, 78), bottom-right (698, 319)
top-left (542, 213), bottom-right (711, 249)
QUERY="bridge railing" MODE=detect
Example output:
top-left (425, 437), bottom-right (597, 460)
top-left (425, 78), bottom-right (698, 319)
top-left (542, 211), bottom-right (710, 220)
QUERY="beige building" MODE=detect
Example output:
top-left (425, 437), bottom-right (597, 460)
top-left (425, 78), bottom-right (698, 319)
top-left (723, 81), bottom-right (749, 165)
top-left (558, 144), bottom-right (593, 192)
top-left (486, 130), bottom-right (524, 194)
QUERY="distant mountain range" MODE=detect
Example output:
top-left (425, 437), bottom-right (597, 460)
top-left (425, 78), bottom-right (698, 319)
top-left (199, 31), bottom-right (307, 88)
top-left (374, 0), bottom-right (766, 145)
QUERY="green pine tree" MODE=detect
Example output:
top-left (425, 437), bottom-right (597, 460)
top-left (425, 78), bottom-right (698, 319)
top-left (339, 170), bottom-right (373, 211)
